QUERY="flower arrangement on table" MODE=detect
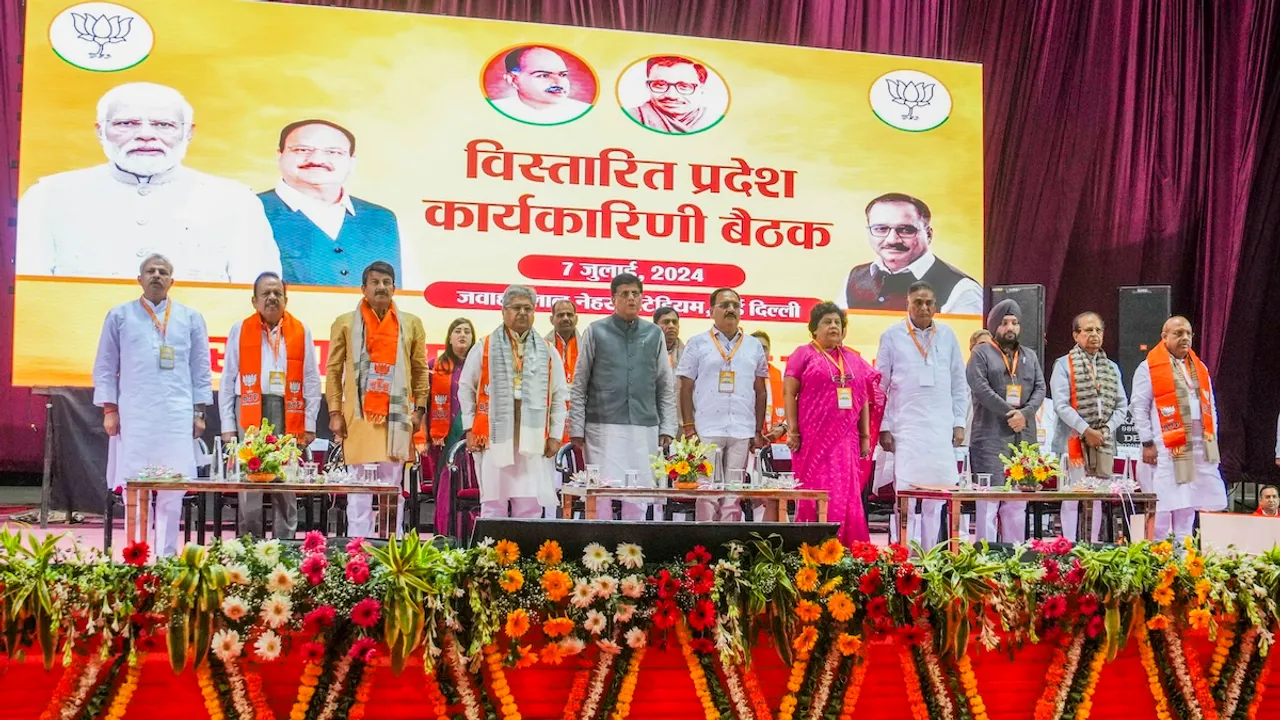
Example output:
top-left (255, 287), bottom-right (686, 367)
top-left (1000, 440), bottom-right (1063, 491)
top-left (235, 420), bottom-right (303, 483)
top-left (651, 436), bottom-right (717, 490)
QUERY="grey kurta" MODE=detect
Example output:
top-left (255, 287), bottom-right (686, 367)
top-left (966, 342), bottom-right (1047, 476)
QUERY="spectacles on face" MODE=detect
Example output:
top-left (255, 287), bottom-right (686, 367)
top-left (1078, 328), bottom-right (1103, 335)
top-left (285, 146), bottom-right (351, 159)
top-left (647, 80), bottom-right (699, 95)
top-left (867, 224), bottom-right (922, 238)
top-left (716, 301), bottom-right (741, 310)
top-left (506, 304), bottom-right (534, 315)
top-left (615, 290), bottom-right (642, 299)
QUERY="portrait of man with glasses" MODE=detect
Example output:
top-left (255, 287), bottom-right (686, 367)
top-left (837, 192), bottom-right (983, 315)
top-left (624, 55), bottom-right (724, 134)
top-left (258, 119), bottom-right (402, 288)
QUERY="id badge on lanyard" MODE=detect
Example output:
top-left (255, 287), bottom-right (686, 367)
top-left (158, 345), bottom-right (176, 370)
top-left (268, 371), bottom-right (286, 395)
top-left (1005, 384), bottom-right (1022, 406)
top-left (836, 387), bottom-right (854, 409)
top-left (718, 369), bottom-right (736, 393)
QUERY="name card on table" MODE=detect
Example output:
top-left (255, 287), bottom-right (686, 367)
top-left (1199, 512), bottom-right (1280, 554)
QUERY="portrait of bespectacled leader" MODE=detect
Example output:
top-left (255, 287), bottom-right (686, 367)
top-left (836, 192), bottom-right (983, 315)
top-left (483, 45), bottom-right (598, 126)
top-left (619, 55), bottom-right (730, 135)
top-left (258, 119), bottom-right (401, 288)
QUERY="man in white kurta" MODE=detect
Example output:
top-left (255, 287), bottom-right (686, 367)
top-left (1051, 312), bottom-right (1128, 542)
top-left (459, 286), bottom-right (568, 517)
top-left (16, 82), bottom-right (279, 284)
top-left (569, 274), bottom-right (678, 521)
top-left (1129, 316), bottom-right (1227, 544)
top-left (218, 272), bottom-right (322, 538)
top-left (677, 289), bottom-right (769, 522)
top-left (876, 281), bottom-right (968, 550)
top-left (94, 254), bottom-right (212, 556)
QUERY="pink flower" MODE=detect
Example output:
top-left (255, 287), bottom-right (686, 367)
top-left (1064, 565), bottom-right (1086, 585)
top-left (1029, 538), bottom-right (1053, 555)
top-left (1086, 614), bottom-right (1105, 639)
top-left (349, 636), bottom-right (378, 662)
top-left (1041, 558), bottom-right (1062, 583)
top-left (345, 559), bottom-right (371, 585)
top-left (301, 531), bottom-right (328, 555)
top-left (351, 598), bottom-right (381, 628)
top-left (1078, 594), bottom-right (1100, 617)
top-left (303, 606), bottom-right (336, 632)
top-left (300, 554), bottom-right (328, 584)
top-left (247, 457), bottom-right (263, 472)
top-left (1041, 594), bottom-right (1068, 620)
top-left (346, 537), bottom-right (369, 558)
top-left (301, 641), bottom-right (325, 663)
top-left (1050, 537), bottom-right (1074, 555)
top-left (265, 435), bottom-right (278, 445)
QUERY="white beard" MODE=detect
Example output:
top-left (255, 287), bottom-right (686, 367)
top-left (101, 136), bottom-right (189, 178)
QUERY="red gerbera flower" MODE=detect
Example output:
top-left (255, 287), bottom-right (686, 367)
top-left (301, 554), bottom-right (328, 584)
top-left (1086, 614), bottom-right (1105, 639)
top-left (1050, 536), bottom-right (1074, 555)
top-left (301, 531), bottom-right (328, 555)
top-left (887, 544), bottom-right (909, 563)
top-left (301, 641), bottom-right (325, 664)
top-left (122, 541), bottom-right (150, 567)
top-left (910, 596), bottom-right (931, 620)
top-left (866, 596), bottom-right (888, 619)
top-left (848, 541), bottom-right (880, 563)
top-left (351, 598), bottom-right (381, 628)
top-left (1041, 594), bottom-right (1068, 620)
top-left (686, 546), bottom-right (712, 566)
top-left (346, 537), bottom-right (369, 557)
top-left (304, 605), bottom-right (337, 632)
top-left (897, 624), bottom-right (928, 646)
top-left (1078, 594), bottom-right (1100, 617)
top-left (685, 564), bottom-right (715, 595)
top-left (349, 637), bottom-right (377, 661)
top-left (346, 559), bottom-right (371, 585)
top-left (1064, 559), bottom-right (1086, 585)
top-left (1041, 558), bottom-right (1062, 583)
top-left (134, 573), bottom-right (157, 596)
top-left (652, 569), bottom-right (680, 600)
top-left (858, 567), bottom-right (882, 595)
top-left (688, 599), bottom-right (717, 631)
top-left (690, 638), bottom-right (716, 655)
top-left (895, 570), bottom-right (923, 597)
top-left (652, 599), bottom-right (680, 629)
top-left (247, 456), bottom-right (263, 472)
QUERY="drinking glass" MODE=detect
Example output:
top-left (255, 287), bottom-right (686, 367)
top-left (360, 463), bottom-right (379, 485)
top-left (976, 473), bottom-right (993, 492)
top-left (624, 471), bottom-right (639, 488)
top-left (957, 472), bottom-right (972, 490)
top-left (725, 469), bottom-right (746, 490)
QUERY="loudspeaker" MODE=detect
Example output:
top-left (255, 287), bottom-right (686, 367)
top-left (990, 284), bottom-right (1046, 368)
top-left (470, 519), bottom-right (840, 559)
top-left (1118, 285), bottom-right (1171, 392)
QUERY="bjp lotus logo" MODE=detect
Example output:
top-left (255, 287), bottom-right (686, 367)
top-left (869, 70), bottom-right (953, 132)
top-left (49, 3), bottom-right (154, 73)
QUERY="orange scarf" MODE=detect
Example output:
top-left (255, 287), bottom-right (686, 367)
top-left (238, 311), bottom-right (307, 436)
top-left (765, 364), bottom-right (788, 441)
top-left (1148, 342), bottom-right (1215, 455)
top-left (471, 333), bottom-right (553, 451)
top-left (553, 333), bottom-right (577, 442)
top-left (1067, 369), bottom-right (1084, 467)
top-left (359, 300), bottom-right (400, 419)
top-left (428, 355), bottom-right (455, 444)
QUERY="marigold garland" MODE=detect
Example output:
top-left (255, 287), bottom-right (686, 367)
top-left (1246, 643), bottom-right (1272, 720)
top-left (1208, 621), bottom-right (1237, 688)
top-left (560, 667), bottom-right (593, 720)
top-left (899, 646), bottom-right (931, 720)
top-left (38, 654), bottom-right (89, 720)
top-left (348, 660), bottom-right (377, 720)
top-left (676, 621), bottom-right (721, 720)
top-left (1177, 636), bottom-right (1221, 720)
top-left (242, 663), bottom-right (274, 720)
top-left (836, 647), bottom-right (868, 720)
top-left (956, 653), bottom-right (990, 720)
top-left (777, 647), bottom-right (811, 720)
top-left (423, 671), bottom-right (452, 720)
top-left (289, 661), bottom-right (323, 720)
top-left (609, 646), bottom-right (646, 720)
top-left (198, 663), bottom-right (228, 720)
top-left (1136, 620), bottom-right (1175, 720)
top-left (741, 663), bottom-right (775, 720)
top-left (1072, 643), bottom-right (1107, 720)
top-left (103, 661), bottom-right (142, 720)
top-left (484, 644), bottom-right (522, 720)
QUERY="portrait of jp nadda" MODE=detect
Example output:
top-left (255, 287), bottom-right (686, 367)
top-left (16, 82), bottom-right (282, 284)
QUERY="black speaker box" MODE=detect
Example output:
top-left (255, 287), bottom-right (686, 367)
top-left (1117, 286), bottom-right (1171, 391)
top-left (990, 284), bottom-right (1046, 368)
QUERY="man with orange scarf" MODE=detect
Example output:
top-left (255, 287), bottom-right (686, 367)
top-left (219, 272), bottom-right (321, 539)
top-left (326, 261), bottom-right (430, 538)
top-left (1129, 316), bottom-right (1226, 544)
top-left (460, 285), bottom-right (568, 517)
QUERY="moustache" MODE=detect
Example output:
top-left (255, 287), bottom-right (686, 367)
top-left (299, 162), bottom-right (333, 171)
top-left (881, 242), bottom-right (911, 252)
top-left (545, 86), bottom-right (567, 94)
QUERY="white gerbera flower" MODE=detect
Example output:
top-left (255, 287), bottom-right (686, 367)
top-left (212, 629), bottom-right (243, 662)
top-left (615, 603), bottom-right (636, 623)
top-left (266, 564), bottom-right (297, 594)
top-left (570, 580), bottom-right (596, 609)
top-left (625, 627), bottom-right (648, 649)
top-left (615, 543), bottom-right (644, 570)
top-left (596, 639), bottom-right (621, 655)
top-left (592, 576), bottom-right (619, 598)
top-left (259, 593), bottom-right (293, 629)
top-left (620, 575), bottom-right (645, 599)
top-left (220, 538), bottom-right (246, 558)
top-left (223, 564), bottom-right (251, 586)
top-left (582, 543), bottom-right (613, 573)
top-left (221, 596), bottom-right (248, 622)
top-left (583, 610), bottom-right (607, 635)
top-left (559, 637), bottom-right (585, 656)
top-left (254, 630), bottom-right (283, 662)
top-left (252, 539), bottom-right (281, 566)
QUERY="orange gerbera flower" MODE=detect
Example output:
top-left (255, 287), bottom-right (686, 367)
top-left (795, 566), bottom-right (819, 593)
top-left (500, 568), bottom-right (524, 593)
top-left (539, 643), bottom-right (568, 665)
top-left (543, 616), bottom-right (575, 638)
top-left (542, 569), bottom-right (572, 601)
top-left (505, 609), bottom-right (530, 638)
top-left (836, 632), bottom-right (862, 657)
top-left (1186, 554), bottom-right (1205, 579)
top-left (819, 538), bottom-right (845, 565)
top-left (1147, 614), bottom-right (1170, 630)
top-left (828, 592), bottom-right (856, 622)
top-left (1151, 541), bottom-right (1173, 560)
top-left (1188, 607), bottom-right (1211, 630)
top-left (793, 626), bottom-right (819, 653)
top-left (796, 600), bottom-right (823, 623)
top-left (800, 543), bottom-right (821, 566)
top-left (536, 540), bottom-right (563, 566)
top-left (495, 539), bottom-right (520, 566)
top-left (1152, 585), bottom-right (1175, 607)
top-left (1158, 565), bottom-right (1177, 587)
top-left (515, 645), bottom-right (537, 669)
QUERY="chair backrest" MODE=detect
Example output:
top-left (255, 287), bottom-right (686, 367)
top-left (445, 439), bottom-right (477, 491)
top-left (324, 442), bottom-right (346, 473)
top-left (757, 445), bottom-right (792, 476)
top-left (555, 443), bottom-right (584, 478)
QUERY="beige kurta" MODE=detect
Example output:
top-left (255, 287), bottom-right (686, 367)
top-left (325, 307), bottom-right (431, 465)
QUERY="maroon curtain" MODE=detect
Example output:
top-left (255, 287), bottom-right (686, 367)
top-left (3, 0), bottom-right (1280, 477)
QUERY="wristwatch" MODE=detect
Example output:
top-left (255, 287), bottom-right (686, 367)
top-left (194, 410), bottom-right (205, 419)
top-left (1141, 441), bottom-right (1154, 448)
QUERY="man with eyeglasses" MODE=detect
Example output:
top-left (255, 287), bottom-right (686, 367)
top-left (258, 119), bottom-right (402, 288)
top-left (837, 193), bottom-right (982, 315)
top-left (569, 273), bottom-right (678, 520)
top-left (18, 82), bottom-right (280, 283)
top-left (492, 46), bottom-right (592, 125)
top-left (625, 56), bottom-right (716, 134)
top-left (1050, 312), bottom-right (1128, 542)
top-left (676, 288), bottom-right (769, 521)
top-left (459, 285), bottom-right (568, 518)
top-left (1129, 316), bottom-right (1226, 544)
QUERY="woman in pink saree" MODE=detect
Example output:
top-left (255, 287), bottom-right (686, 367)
top-left (784, 302), bottom-right (886, 544)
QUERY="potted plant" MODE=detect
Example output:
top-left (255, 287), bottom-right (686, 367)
top-left (235, 420), bottom-right (302, 483)
top-left (651, 436), bottom-right (717, 490)
top-left (999, 440), bottom-right (1062, 492)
